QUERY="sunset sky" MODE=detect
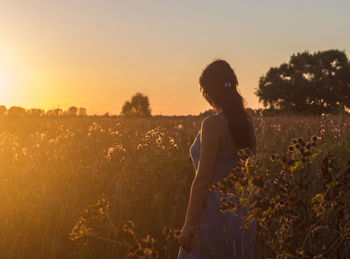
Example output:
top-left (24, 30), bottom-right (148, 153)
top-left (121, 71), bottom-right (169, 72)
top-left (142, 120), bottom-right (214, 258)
top-left (1, 0), bottom-right (349, 115)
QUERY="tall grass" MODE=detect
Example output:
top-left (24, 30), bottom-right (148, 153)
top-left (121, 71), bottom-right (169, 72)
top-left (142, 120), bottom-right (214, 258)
top-left (0, 114), bottom-right (349, 258)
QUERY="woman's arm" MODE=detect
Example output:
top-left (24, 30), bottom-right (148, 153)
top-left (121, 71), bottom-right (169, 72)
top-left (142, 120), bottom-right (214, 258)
top-left (179, 116), bottom-right (220, 250)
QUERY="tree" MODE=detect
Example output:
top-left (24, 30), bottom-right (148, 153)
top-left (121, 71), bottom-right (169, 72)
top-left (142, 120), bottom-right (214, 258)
top-left (27, 108), bottom-right (43, 117)
top-left (256, 49), bottom-right (350, 113)
top-left (0, 105), bottom-right (6, 116)
top-left (46, 109), bottom-right (55, 116)
top-left (78, 107), bottom-right (87, 116)
top-left (68, 106), bottom-right (78, 116)
top-left (7, 106), bottom-right (26, 117)
top-left (120, 92), bottom-right (151, 117)
top-left (54, 108), bottom-right (63, 116)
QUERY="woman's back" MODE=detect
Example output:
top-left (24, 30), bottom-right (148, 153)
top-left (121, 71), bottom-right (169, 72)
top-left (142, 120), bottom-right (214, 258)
top-left (178, 112), bottom-right (256, 259)
top-left (190, 111), bottom-right (254, 182)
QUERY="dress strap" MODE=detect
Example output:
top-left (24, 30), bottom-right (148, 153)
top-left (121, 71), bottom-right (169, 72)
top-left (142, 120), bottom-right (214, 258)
top-left (217, 112), bottom-right (233, 147)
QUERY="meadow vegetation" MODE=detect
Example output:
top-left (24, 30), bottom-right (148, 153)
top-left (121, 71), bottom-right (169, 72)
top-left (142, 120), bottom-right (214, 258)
top-left (0, 114), bottom-right (349, 258)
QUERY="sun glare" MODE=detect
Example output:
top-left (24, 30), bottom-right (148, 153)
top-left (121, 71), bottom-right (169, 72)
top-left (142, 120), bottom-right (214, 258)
top-left (0, 69), bottom-right (13, 106)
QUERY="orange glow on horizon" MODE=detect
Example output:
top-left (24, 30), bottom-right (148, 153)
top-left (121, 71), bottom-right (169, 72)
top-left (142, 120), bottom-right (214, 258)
top-left (1, 1), bottom-right (349, 115)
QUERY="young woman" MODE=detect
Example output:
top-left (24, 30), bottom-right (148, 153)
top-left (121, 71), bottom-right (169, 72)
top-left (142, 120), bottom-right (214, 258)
top-left (177, 59), bottom-right (257, 259)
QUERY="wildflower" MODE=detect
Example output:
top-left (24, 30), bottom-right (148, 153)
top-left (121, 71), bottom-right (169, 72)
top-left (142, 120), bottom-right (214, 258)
top-left (173, 229), bottom-right (181, 238)
top-left (237, 149), bottom-right (245, 156)
top-left (288, 145), bottom-right (294, 152)
top-left (209, 182), bottom-right (218, 191)
top-left (281, 155), bottom-right (288, 163)
top-left (106, 147), bottom-right (115, 160)
top-left (244, 148), bottom-right (253, 157)
top-left (141, 234), bottom-right (154, 245)
top-left (156, 136), bottom-right (162, 145)
top-left (277, 200), bottom-right (286, 208)
top-left (162, 226), bottom-right (172, 235)
top-left (305, 142), bottom-right (312, 150)
top-left (311, 135), bottom-right (318, 142)
top-left (270, 154), bottom-right (276, 161)
top-left (297, 137), bottom-right (305, 146)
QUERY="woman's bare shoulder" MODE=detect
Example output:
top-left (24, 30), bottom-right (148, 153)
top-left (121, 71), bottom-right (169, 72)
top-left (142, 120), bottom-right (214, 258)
top-left (201, 113), bottom-right (224, 128)
top-left (200, 114), bottom-right (225, 139)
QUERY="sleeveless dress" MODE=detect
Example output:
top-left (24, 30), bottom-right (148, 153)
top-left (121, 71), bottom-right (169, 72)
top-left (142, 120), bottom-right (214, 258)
top-left (177, 112), bottom-right (257, 259)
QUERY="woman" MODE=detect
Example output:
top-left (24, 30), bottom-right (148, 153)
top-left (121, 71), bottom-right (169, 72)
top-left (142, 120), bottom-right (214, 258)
top-left (177, 59), bottom-right (257, 259)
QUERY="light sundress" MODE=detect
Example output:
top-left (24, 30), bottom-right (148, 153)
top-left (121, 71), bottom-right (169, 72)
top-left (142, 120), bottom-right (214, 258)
top-left (177, 112), bottom-right (256, 259)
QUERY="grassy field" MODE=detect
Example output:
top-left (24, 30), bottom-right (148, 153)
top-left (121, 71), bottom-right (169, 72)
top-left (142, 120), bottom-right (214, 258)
top-left (0, 114), bottom-right (349, 258)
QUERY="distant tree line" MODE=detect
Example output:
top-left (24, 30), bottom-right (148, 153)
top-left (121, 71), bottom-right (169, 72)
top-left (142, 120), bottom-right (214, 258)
top-left (5, 50), bottom-right (349, 119)
top-left (0, 105), bottom-right (87, 117)
top-left (0, 92), bottom-right (153, 118)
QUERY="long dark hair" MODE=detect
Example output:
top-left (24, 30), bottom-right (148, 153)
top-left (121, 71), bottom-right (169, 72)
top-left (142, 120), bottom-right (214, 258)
top-left (199, 59), bottom-right (255, 152)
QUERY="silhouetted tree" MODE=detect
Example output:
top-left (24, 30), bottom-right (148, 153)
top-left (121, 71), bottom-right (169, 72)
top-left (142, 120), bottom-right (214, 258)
top-left (8, 106), bottom-right (26, 117)
top-left (256, 49), bottom-right (350, 113)
top-left (0, 105), bottom-right (6, 116)
top-left (120, 92), bottom-right (151, 117)
top-left (121, 101), bottom-right (132, 115)
top-left (27, 108), bottom-right (43, 117)
top-left (46, 110), bottom-right (55, 116)
top-left (53, 108), bottom-right (62, 116)
top-left (78, 107), bottom-right (87, 116)
top-left (68, 106), bottom-right (78, 116)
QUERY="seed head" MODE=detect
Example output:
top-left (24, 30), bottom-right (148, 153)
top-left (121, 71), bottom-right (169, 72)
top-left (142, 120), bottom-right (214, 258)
top-left (305, 142), bottom-right (312, 150)
top-left (311, 135), bottom-right (318, 142)
top-left (270, 154), bottom-right (276, 161)
top-left (297, 137), bottom-right (305, 146)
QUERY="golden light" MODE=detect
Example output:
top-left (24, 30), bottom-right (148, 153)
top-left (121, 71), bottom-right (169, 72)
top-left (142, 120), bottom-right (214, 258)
top-left (0, 67), bottom-right (13, 105)
top-left (0, 43), bottom-right (17, 106)
top-left (0, 67), bottom-right (10, 105)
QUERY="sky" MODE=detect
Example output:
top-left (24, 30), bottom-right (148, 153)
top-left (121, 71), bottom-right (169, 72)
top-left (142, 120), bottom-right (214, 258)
top-left (0, 0), bottom-right (349, 115)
